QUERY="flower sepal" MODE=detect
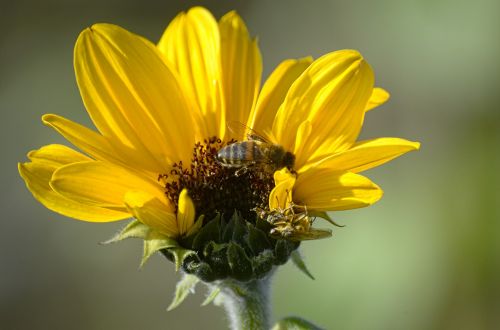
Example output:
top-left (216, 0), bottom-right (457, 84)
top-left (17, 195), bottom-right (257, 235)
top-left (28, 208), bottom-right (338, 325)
top-left (290, 250), bottom-right (315, 280)
top-left (102, 219), bottom-right (179, 267)
top-left (308, 211), bottom-right (345, 227)
top-left (102, 219), bottom-right (153, 243)
top-left (167, 273), bottom-right (200, 311)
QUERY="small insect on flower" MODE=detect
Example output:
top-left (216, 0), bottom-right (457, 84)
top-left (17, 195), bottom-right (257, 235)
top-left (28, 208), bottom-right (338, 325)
top-left (255, 203), bottom-right (332, 241)
top-left (216, 122), bottom-right (295, 174)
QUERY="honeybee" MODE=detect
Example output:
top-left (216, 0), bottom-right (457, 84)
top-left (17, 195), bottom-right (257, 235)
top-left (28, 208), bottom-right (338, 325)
top-left (216, 122), bottom-right (295, 173)
top-left (255, 203), bottom-right (332, 241)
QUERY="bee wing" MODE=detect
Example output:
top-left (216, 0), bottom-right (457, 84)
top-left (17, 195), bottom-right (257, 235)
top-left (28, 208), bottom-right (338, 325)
top-left (227, 121), bottom-right (270, 143)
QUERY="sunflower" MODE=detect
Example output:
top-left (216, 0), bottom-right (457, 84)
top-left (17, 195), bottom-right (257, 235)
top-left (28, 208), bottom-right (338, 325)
top-left (19, 7), bottom-right (418, 276)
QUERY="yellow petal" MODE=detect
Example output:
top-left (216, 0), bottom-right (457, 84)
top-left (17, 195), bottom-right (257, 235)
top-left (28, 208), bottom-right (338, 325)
top-left (158, 7), bottom-right (223, 139)
top-left (248, 57), bottom-right (312, 141)
top-left (177, 189), bottom-right (196, 236)
top-left (75, 24), bottom-right (196, 171)
top-left (305, 138), bottom-right (421, 173)
top-left (28, 144), bottom-right (90, 165)
top-left (124, 191), bottom-right (178, 237)
top-left (272, 50), bottom-right (374, 169)
top-left (43, 114), bottom-right (161, 175)
top-left (269, 168), bottom-right (296, 209)
top-left (294, 168), bottom-right (383, 211)
top-left (42, 114), bottom-right (122, 164)
top-left (18, 144), bottom-right (129, 222)
top-left (219, 11), bottom-right (262, 140)
top-left (293, 120), bottom-right (312, 160)
top-left (50, 161), bottom-right (165, 211)
top-left (365, 87), bottom-right (390, 112)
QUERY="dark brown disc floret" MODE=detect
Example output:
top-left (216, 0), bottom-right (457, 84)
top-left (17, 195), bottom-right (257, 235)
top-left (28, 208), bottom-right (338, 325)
top-left (160, 137), bottom-right (274, 222)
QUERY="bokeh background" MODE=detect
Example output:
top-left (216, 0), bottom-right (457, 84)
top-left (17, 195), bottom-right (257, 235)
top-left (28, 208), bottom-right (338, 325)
top-left (2, 0), bottom-right (499, 329)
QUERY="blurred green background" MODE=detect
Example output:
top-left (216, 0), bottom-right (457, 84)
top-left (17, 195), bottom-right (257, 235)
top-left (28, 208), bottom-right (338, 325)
top-left (2, 0), bottom-right (499, 329)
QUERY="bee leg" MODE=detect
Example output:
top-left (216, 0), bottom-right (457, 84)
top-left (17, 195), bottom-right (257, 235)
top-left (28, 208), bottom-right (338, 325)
top-left (234, 163), bottom-right (255, 176)
top-left (234, 167), bottom-right (248, 177)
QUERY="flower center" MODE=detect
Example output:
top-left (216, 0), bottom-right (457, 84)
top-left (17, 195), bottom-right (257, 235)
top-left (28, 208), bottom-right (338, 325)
top-left (159, 137), bottom-right (274, 222)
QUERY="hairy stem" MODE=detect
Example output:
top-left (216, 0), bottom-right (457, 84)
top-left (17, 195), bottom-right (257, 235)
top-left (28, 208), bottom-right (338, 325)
top-left (214, 275), bottom-right (273, 330)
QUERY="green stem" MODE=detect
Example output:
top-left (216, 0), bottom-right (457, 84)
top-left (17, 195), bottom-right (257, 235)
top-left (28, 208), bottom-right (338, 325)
top-left (214, 275), bottom-right (273, 330)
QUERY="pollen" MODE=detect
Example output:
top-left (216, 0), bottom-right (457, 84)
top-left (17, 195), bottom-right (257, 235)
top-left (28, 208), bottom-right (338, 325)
top-left (160, 137), bottom-right (274, 222)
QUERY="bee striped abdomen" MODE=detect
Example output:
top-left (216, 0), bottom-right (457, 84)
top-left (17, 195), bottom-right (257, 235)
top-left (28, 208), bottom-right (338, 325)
top-left (216, 141), bottom-right (265, 167)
